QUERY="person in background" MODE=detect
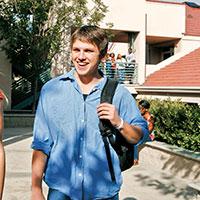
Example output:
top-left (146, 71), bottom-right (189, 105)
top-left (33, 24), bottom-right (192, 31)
top-left (125, 48), bottom-right (136, 83)
top-left (126, 48), bottom-right (136, 63)
top-left (138, 99), bottom-right (155, 138)
top-left (31, 25), bottom-right (148, 200)
top-left (0, 90), bottom-right (5, 200)
top-left (109, 52), bottom-right (116, 78)
top-left (116, 54), bottom-right (126, 83)
top-left (133, 99), bottom-right (155, 165)
top-left (104, 53), bottom-right (112, 75)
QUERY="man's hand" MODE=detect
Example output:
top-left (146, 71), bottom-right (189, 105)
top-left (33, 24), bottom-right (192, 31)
top-left (97, 103), bottom-right (143, 144)
top-left (97, 102), bottom-right (121, 127)
top-left (31, 187), bottom-right (45, 200)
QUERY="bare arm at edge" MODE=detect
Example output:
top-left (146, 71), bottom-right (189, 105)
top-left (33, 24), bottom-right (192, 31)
top-left (31, 150), bottom-right (47, 200)
top-left (0, 100), bottom-right (5, 200)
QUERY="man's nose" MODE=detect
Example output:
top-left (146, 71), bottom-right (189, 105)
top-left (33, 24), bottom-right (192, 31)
top-left (78, 51), bottom-right (86, 60)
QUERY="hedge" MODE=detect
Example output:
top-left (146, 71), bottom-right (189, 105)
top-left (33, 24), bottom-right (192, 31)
top-left (144, 99), bottom-right (200, 152)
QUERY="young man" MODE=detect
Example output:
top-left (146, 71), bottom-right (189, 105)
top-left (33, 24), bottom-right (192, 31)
top-left (0, 91), bottom-right (5, 200)
top-left (31, 25), bottom-right (148, 200)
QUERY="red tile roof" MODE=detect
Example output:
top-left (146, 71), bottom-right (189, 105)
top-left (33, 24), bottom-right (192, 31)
top-left (186, 4), bottom-right (200, 36)
top-left (143, 47), bottom-right (200, 87)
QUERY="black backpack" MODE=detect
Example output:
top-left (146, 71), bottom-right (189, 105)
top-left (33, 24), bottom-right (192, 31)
top-left (99, 78), bottom-right (134, 182)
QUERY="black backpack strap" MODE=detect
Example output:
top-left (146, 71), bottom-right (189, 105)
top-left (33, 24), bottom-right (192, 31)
top-left (99, 78), bottom-right (119, 136)
top-left (99, 78), bottom-right (118, 182)
top-left (102, 136), bottom-right (116, 182)
top-left (100, 78), bottom-right (118, 103)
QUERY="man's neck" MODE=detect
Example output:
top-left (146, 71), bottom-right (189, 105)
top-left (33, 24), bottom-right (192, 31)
top-left (74, 71), bottom-right (103, 94)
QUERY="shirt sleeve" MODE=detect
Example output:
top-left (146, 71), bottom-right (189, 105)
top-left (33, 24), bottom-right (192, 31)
top-left (31, 87), bottom-right (53, 156)
top-left (114, 85), bottom-right (149, 145)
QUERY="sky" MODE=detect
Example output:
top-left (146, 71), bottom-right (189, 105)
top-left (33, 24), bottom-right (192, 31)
top-left (159, 0), bottom-right (200, 5)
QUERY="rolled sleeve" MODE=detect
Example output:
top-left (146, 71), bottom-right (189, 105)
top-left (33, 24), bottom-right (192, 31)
top-left (31, 140), bottom-right (52, 156)
top-left (136, 123), bottom-right (149, 145)
top-left (115, 86), bottom-right (149, 145)
top-left (130, 109), bottom-right (149, 145)
top-left (31, 88), bottom-right (53, 156)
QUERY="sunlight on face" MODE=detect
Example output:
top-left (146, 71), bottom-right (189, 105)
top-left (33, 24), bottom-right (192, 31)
top-left (72, 39), bottom-right (101, 78)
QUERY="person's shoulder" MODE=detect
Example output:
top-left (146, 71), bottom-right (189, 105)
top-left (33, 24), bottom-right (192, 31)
top-left (115, 83), bottom-right (135, 100)
top-left (0, 90), bottom-right (4, 100)
top-left (122, 58), bottom-right (127, 62)
top-left (116, 83), bottom-right (135, 93)
top-left (116, 83), bottom-right (127, 92)
top-left (42, 72), bottom-right (69, 92)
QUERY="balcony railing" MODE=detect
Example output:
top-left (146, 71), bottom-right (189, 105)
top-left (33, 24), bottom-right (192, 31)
top-left (99, 61), bottom-right (138, 85)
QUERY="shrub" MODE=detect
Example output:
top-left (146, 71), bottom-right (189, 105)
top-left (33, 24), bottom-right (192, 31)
top-left (147, 99), bottom-right (200, 152)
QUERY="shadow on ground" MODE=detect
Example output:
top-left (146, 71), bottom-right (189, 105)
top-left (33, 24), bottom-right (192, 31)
top-left (161, 154), bottom-right (200, 180)
top-left (134, 173), bottom-right (198, 200)
top-left (4, 133), bottom-right (32, 146)
top-left (123, 198), bottom-right (137, 200)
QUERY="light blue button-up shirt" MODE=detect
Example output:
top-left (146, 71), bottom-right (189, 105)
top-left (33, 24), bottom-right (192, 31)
top-left (31, 69), bottom-right (148, 200)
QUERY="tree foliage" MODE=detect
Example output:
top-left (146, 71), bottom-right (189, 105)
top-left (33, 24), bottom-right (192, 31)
top-left (0, 0), bottom-right (108, 111)
top-left (147, 99), bottom-right (200, 152)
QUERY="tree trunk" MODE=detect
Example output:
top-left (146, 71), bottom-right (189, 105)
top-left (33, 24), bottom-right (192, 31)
top-left (32, 75), bottom-right (38, 113)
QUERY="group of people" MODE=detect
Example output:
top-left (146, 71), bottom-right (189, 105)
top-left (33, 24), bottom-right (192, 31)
top-left (0, 25), bottom-right (155, 200)
top-left (101, 48), bottom-right (136, 83)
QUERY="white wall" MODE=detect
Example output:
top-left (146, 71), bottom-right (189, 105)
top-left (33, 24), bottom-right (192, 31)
top-left (101, 0), bottom-right (146, 31)
top-left (146, 1), bottom-right (185, 37)
top-left (108, 42), bottom-right (129, 56)
top-left (175, 35), bottom-right (200, 53)
top-left (135, 32), bottom-right (146, 85)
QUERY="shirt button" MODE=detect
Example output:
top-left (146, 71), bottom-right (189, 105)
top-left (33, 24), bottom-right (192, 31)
top-left (81, 119), bottom-right (84, 123)
top-left (80, 137), bottom-right (83, 141)
top-left (78, 173), bottom-right (82, 177)
top-left (79, 155), bottom-right (82, 159)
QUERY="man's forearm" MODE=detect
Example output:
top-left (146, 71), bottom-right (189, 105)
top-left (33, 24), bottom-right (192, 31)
top-left (31, 150), bottom-right (47, 190)
top-left (119, 122), bottom-right (143, 144)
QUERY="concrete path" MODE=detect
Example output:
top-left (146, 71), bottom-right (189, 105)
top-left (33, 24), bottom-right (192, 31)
top-left (2, 128), bottom-right (199, 200)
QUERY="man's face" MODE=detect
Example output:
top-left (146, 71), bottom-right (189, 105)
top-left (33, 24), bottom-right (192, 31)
top-left (71, 39), bottom-right (100, 77)
top-left (139, 105), bottom-right (146, 115)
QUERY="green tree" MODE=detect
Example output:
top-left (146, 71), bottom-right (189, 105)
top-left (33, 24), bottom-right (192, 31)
top-left (0, 0), bottom-right (108, 112)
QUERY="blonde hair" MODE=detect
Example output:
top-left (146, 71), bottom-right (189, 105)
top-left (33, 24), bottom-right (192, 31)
top-left (71, 25), bottom-right (108, 59)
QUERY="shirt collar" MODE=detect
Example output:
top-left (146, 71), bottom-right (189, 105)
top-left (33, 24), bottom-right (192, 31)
top-left (59, 68), bottom-right (76, 81)
top-left (59, 68), bottom-right (107, 90)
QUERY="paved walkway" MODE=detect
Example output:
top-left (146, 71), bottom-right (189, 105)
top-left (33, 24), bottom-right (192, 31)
top-left (2, 128), bottom-right (200, 200)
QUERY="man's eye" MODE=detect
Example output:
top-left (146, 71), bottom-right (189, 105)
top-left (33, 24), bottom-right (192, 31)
top-left (85, 50), bottom-right (93, 52)
top-left (73, 49), bottom-right (80, 52)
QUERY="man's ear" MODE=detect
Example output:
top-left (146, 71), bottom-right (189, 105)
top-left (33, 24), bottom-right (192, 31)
top-left (100, 55), bottom-right (105, 61)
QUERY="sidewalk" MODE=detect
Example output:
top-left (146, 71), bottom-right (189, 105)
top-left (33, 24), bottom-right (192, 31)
top-left (3, 128), bottom-right (199, 200)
